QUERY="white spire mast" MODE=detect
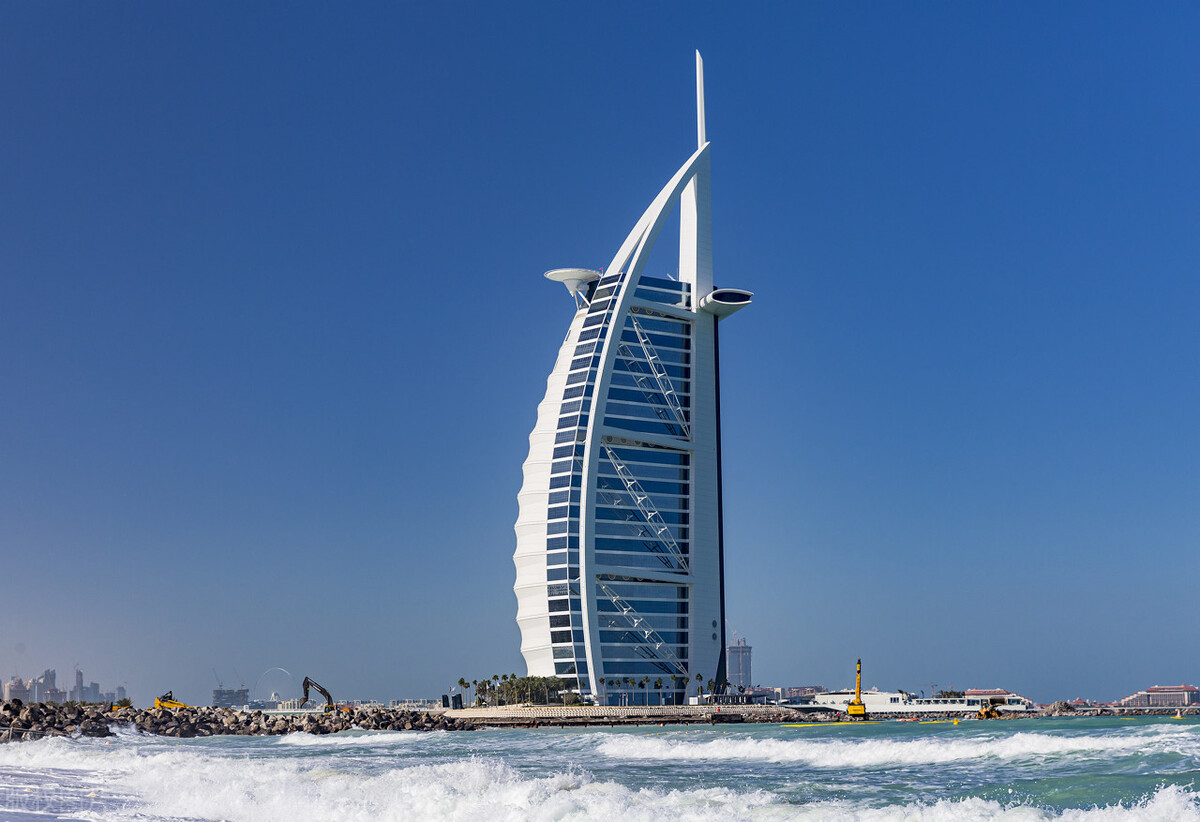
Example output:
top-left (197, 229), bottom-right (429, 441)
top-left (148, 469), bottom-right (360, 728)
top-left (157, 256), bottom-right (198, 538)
top-left (679, 50), bottom-right (713, 297)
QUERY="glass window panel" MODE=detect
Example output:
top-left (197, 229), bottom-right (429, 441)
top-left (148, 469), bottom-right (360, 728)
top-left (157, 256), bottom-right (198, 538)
top-left (602, 416), bottom-right (688, 437)
top-left (597, 599), bottom-right (687, 614)
top-left (604, 446), bottom-right (690, 466)
top-left (640, 276), bottom-right (687, 292)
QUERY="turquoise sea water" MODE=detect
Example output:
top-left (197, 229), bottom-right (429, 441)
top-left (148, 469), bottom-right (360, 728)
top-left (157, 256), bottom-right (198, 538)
top-left (0, 716), bottom-right (1197, 820)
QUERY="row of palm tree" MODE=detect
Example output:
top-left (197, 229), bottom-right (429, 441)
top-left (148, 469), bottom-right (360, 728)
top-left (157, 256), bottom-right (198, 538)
top-left (456, 674), bottom-right (569, 707)
top-left (455, 672), bottom-right (733, 707)
top-left (595, 673), bottom-right (727, 705)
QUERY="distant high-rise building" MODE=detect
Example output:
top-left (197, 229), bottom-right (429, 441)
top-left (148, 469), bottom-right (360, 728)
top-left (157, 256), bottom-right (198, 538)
top-left (28, 671), bottom-right (48, 702)
top-left (3, 676), bottom-right (30, 702)
top-left (70, 669), bottom-right (84, 702)
top-left (212, 688), bottom-right (250, 708)
top-left (28, 669), bottom-right (66, 703)
top-left (726, 637), bottom-right (752, 690)
top-left (513, 53), bottom-right (752, 706)
top-left (116, 686), bottom-right (127, 702)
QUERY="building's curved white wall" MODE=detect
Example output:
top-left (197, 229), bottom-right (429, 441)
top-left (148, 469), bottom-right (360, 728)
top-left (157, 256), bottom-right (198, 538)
top-left (513, 314), bottom-right (587, 675)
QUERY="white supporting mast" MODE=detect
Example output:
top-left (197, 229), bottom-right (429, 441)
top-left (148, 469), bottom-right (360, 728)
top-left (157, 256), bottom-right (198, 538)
top-left (679, 49), bottom-right (713, 298)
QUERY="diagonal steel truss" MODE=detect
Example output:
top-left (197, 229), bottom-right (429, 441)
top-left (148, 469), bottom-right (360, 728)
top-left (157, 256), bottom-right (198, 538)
top-left (576, 454), bottom-right (678, 571)
top-left (602, 445), bottom-right (688, 572)
top-left (626, 314), bottom-right (690, 438)
top-left (596, 580), bottom-right (688, 677)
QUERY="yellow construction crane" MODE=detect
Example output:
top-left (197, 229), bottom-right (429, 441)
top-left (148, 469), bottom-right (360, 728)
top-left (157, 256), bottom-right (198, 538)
top-left (846, 659), bottom-right (867, 720)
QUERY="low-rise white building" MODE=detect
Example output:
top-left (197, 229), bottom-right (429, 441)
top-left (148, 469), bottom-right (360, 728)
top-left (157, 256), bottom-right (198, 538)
top-left (805, 687), bottom-right (1033, 714)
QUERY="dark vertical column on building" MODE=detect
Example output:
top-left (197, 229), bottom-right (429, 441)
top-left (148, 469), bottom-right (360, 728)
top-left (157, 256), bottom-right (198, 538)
top-left (712, 311), bottom-right (727, 690)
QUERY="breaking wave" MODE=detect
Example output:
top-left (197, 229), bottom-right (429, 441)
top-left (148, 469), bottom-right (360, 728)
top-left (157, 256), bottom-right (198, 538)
top-left (0, 738), bottom-right (780, 821)
top-left (273, 729), bottom-right (430, 747)
top-left (0, 725), bottom-right (1197, 821)
top-left (595, 727), bottom-right (1200, 768)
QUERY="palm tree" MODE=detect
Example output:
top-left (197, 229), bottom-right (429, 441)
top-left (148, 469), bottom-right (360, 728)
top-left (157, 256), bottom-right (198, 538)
top-left (458, 678), bottom-right (468, 705)
top-left (598, 677), bottom-right (606, 706)
top-left (696, 673), bottom-right (704, 701)
top-left (654, 678), bottom-right (663, 706)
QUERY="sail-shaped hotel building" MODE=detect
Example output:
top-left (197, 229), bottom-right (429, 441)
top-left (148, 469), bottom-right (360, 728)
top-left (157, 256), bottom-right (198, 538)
top-left (514, 53), bottom-right (751, 705)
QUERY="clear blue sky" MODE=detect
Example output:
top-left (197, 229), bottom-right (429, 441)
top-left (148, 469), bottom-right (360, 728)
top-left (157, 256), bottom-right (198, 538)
top-left (2, 2), bottom-right (1196, 706)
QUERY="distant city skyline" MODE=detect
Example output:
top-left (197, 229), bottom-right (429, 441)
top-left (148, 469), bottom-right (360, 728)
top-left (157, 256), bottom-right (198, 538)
top-left (3, 666), bottom-right (125, 705)
top-left (4, 651), bottom-right (1196, 713)
top-left (2, 3), bottom-right (1197, 706)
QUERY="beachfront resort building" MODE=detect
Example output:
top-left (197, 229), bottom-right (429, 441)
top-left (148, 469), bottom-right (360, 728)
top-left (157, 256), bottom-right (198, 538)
top-left (1119, 684), bottom-right (1200, 708)
top-left (513, 53), bottom-right (752, 706)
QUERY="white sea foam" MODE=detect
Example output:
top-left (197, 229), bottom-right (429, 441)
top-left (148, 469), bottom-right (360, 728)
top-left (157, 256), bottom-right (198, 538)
top-left (596, 727), bottom-right (1200, 768)
top-left (12, 741), bottom-right (781, 822)
top-left (273, 729), bottom-right (428, 747)
top-left (0, 729), bottom-right (1198, 821)
top-left (766, 787), bottom-right (1200, 821)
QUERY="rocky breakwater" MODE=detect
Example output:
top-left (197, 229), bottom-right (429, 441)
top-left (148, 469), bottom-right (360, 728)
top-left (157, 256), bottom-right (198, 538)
top-left (0, 700), bottom-right (474, 742)
top-left (1, 701), bottom-right (114, 741)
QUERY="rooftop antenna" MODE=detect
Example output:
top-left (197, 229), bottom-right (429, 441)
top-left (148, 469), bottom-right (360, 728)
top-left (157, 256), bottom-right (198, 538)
top-left (695, 50), bottom-right (706, 149)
